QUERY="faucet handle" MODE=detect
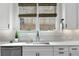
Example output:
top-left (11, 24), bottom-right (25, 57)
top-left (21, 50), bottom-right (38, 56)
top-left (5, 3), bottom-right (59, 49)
top-left (37, 31), bottom-right (39, 36)
top-left (60, 19), bottom-right (64, 23)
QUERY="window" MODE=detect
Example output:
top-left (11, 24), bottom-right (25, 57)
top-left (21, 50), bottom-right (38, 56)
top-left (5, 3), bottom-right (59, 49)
top-left (18, 3), bottom-right (57, 32)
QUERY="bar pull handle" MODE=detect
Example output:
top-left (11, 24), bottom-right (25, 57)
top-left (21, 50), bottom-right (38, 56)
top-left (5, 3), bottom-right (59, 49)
top-left (66, 24), bottom-right (67, 29)
top-left (8, 24), bottom-right (10, 29)
top-left (36, 53), bottom-right (37, 56)
top-left (69, 53), bottom-right (72, 56)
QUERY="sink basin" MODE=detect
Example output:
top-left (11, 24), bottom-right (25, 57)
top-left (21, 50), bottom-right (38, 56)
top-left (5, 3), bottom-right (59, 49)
top-left (32, 42), bottom-right (49, 44)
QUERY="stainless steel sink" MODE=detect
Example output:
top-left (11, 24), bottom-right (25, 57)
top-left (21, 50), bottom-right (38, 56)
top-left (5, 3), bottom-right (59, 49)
top-left (32, 42), bottom-right (49, 44)
top-left (1, 42), bottom-right (50, 46)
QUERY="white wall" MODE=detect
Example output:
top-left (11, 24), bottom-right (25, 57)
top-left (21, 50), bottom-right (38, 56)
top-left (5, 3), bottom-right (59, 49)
top-left (1, 3), bottom-right (79, 43)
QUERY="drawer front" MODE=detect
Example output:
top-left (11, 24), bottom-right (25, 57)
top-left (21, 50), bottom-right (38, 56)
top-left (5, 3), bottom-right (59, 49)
top-left (54, 46), bottom-right (68, 51)
top-left (54, 51), bottom-right (69, 56)
top-left (69, 51), bottom-right (79, 56)
top-left (23, 51), bottom-right (36, 56)
top-left (23, 46), bottom-right (36, 51)
top-left (39, 51), bottom-right (53, 56)
top-left (37, 46), bottom-right (53, 51)
top-left (69, 46), bottom-right (79, 51)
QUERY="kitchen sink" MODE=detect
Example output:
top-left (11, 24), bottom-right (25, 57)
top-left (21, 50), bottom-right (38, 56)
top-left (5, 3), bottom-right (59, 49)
top-left (31, 42), bottom-right (49, 44)
top-left (1, 42), bottom-right (50, 46)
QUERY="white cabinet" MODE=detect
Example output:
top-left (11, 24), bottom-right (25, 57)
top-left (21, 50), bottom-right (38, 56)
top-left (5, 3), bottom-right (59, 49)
top-left (54, 46), bottom-right (69, 56)
top-left (77, 4), bottom-right (79, 28)
top-left (23, 46), bottom-right (36, 56)
top-left (37, 46), bottom-right (53, 56)
top-left (62, 3), bottom-right (78, 29)
top-left (69, 46), bottom-right (79, 56)
top-left (22, 46), bottom-right (53, 56)
top-left (0, 3), bottom-right (11, 29)
top-left (0, 47), bottom-right (1, 56)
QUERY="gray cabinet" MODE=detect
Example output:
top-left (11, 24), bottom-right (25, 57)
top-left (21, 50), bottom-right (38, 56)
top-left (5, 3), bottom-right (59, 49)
top-left (54, 46), bottom-right (69, 56)
top-left (1, 46), bottom-right (22, 56)
top-left (0, 3), bottom-right (11, 29)
top-left (22, 46), bottom-right (53, 56)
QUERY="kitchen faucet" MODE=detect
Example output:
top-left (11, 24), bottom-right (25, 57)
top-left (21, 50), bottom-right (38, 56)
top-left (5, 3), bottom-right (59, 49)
top-left (60, 19), bottom-right (64, 31)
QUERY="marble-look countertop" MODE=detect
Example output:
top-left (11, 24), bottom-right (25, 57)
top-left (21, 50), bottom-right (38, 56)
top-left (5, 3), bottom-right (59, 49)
top-left (0, 41), bottom-right (79, 46)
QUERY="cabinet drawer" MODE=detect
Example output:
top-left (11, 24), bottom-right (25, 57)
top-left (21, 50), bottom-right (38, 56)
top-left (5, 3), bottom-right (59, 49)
top-left (54, 46), bottom-right (68, 51)
top-left (37, 46), bottom-right (53, 51)
top-left (69, 46), bottom-right (79, 51)
top-left (23, 51), bottom-right (36, 56)
top-left (69, 51), bottom-right (79, 56)
top-left (39, 51), bottom-right (53, 56)
top-left (23, 46), bottom-right (36, 51)
top-left (54, 51), bottom-right (69, 56)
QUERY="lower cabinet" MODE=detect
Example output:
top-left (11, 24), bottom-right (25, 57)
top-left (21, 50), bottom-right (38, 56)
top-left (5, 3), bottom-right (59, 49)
top-left (69, 46), bottom-right (79, 56)
top-left (53, 46), bottom-right (69, 56)
top-left (1, 45), bottom-right (79, 56)
top-left (23, 46), bottom-right (36, 56)
top-left (1, 46), bottom-right (22, 56)
top-left (53, 46), bottom-right (79, 56)
top-left (37, 46), bottom-right (53, 56)
top-left (22, 46), bottom-right (79, 56)
top-left (22, 46), bottom-right (53, 56)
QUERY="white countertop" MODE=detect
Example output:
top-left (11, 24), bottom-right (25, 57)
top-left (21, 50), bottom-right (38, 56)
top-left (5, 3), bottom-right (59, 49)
top-left (0, 42), bottom-right (50, 46)
top-left (0, 41), bottom-right (79, 46)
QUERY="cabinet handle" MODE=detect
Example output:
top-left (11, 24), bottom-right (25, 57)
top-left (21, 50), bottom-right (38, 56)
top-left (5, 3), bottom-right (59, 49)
top-left (36, 53), bottom-right (40, 56)
top-left (38, 53), bottom-right (40, 56)
top-left (59, 52), bottom-right (64, 54)
top-left (59, 48), bottom-right (64, 50)
top-left (72, 48), bottom-right (77, 50)
top-left (36, 53), bottom-right (38, 56)
top-left (8, 24), bottom-right (9, 29)
top-left (65, 24), bottom-right (67, 29)
top-left (69, 53), bottom-right (72, 56)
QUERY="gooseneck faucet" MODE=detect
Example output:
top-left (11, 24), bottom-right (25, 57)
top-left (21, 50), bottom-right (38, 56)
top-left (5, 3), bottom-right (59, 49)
top-left (60, 19), bottom-right (64, 31)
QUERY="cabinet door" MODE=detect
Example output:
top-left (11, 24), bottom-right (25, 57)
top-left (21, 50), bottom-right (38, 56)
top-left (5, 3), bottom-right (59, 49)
top-left (0, 47), bottom-right (1, 56)
top-left (1, 48), bottom-right (11, 56)
top-left (77, 4), bottom-right (79, 29)
top-left (54, 46), bottom-right (69, 56)
top-left (69, 46), bottom-right (79, 56)
top-left (23, 46), bottom-right (36, 56)
top-left (37, 46), bottom-right (53, 56)
top-left (38, 51), bottom-right (53, 56)
top-left (23, 51), bottom-right (36, 56)
top-left (1, 46), bottom-right (22, 56)
top-left (0, 3), bottom-right (10, 29)
top-left (10, 47), bottom-right (22, 56)
top-left (64, 3), bottom-right (77, 29)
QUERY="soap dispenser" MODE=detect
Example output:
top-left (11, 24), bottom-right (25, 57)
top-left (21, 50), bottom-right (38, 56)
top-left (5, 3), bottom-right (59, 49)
top-left (60, 19), bottom-right (64, 31)
top-left (15, 31), bottom-right (19, 42)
